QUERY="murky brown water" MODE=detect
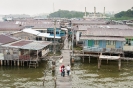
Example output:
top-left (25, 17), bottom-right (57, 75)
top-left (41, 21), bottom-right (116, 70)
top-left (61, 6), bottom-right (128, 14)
top-left (72, 58), bottom-right (133, 88)
top-left (0, 58), bottom-right (133, 88)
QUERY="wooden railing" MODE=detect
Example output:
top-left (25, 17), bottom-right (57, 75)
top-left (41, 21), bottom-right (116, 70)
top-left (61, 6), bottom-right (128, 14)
top-left (83, 46), bottom-right (123, 53)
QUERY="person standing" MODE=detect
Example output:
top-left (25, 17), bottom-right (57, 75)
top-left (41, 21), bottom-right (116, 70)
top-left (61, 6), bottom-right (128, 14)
top-left (62, 66), bottom-right (65, 77)
top-left (66, 64), bottom-right (70, 76)
top-left (60, 64), bottom-right (64, 76)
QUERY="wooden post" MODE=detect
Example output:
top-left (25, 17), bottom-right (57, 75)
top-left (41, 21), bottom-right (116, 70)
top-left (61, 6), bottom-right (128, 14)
top-left (23, 61), bottom-right (24, 66)
top-left (54, 77), bottom-right (56, 86)
top-left (11, 60), bottom-right (12, 66)
top-left (83, 57), bottom-right (84, 62)
top-left (118, 58), bottom-right (121, 71)
top-left (17, 60), bottom-right (20, 66)
top-left (89, 56), bottom-right (90, 63)
top-left (14, 60), bottom-right (16, 66)
top-left (71, 56), bottom-right (74, 64)
top-left (107, 59), bottom-right (108, 64)
top-left (37, 61), bottom-right (39, 67)
top-left (52, 60), bottom-right (56, 72)
top-left (7, 60), bottom-right (9, 65)
top-left (98, 58), bottom-right (101, 69)
top-left (4, 60), bottom-right (6, 65)
top-left (83, 50), bottom-right (84, 62)
top-left (127, 58), bottom-right (128, 65)
top-left (27, 61), bottom-right (28, 66)
top-left (1, 60), bottom-right (3, 66)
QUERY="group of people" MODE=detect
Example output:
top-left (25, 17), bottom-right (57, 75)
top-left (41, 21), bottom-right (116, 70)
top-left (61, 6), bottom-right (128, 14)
top-left (60, 64), bottom-right (70, 77)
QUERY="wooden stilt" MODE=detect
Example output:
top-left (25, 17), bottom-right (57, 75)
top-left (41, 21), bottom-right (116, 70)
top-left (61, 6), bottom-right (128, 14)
top-left (7, 60), bottom-right (9, 65)
top-left (107, 59), bottom-right (108, 64)
top-left (11, 60), bottom-right (12, 66)
top-left (118, 57), bottom-right (121, 71)
top-left (4, 60), bottom-right (6, 65)
top-left (83, 57), bottom-right (84, 62)
top-left (23, 61), bottom-right (24, 66)
top-left (71, 57), bottom-right (74, 64)
top-left (1, 60), bottom-right (3, 66)
top-left (21, 61), bottom-right (23, 66)
top-left (127, 58), bottom-right (128, 65)
top-left (37, 61), bottom-right (39, 67)
top-left (27, 61), bottom-right (28, 66)
top-left (98, 58), bottom-right (101, 69)
top-left (17, 60), bottom-right (19, 66)
top-left (89, 56), bottom-right (90, 63)
top-left (14, 61), bottom-right (15, 66)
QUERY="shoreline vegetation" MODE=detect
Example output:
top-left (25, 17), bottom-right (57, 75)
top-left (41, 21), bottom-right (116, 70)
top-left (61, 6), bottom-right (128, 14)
top-left (112, 7), bottom-right (133, 20)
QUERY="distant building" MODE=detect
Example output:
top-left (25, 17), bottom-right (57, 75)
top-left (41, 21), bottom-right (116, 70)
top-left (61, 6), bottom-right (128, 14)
top-left (83, 7), bottom-right (109, 20)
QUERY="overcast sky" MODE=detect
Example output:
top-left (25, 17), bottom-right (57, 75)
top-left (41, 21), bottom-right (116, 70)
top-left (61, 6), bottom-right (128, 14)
top-left (0, 0), bottom-right (133, 15)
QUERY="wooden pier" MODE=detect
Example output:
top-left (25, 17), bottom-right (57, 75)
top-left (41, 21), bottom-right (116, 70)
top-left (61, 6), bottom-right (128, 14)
top-left (55, 36), bottom-right (72, 88)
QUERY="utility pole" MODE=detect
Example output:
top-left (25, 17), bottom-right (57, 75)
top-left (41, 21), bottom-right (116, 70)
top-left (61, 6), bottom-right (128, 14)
top-left (54, 20), bottom-right (56, 56)
top-left (70, 21), bottom-right (74, 64)
top-left (52, 20), bottom-right (56, 72)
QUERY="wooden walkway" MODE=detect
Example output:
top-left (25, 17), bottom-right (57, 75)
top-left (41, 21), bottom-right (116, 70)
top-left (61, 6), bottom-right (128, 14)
top-left (55, 35), bottom-right (72, 88)
top-left (73, 53), bottom-right (133, 60)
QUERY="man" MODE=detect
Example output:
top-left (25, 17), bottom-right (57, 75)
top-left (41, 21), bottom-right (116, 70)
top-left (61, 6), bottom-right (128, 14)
top-left (60, 64), bottom-right (64, 76)
top-left (66, 64), bottom-right (70, 76)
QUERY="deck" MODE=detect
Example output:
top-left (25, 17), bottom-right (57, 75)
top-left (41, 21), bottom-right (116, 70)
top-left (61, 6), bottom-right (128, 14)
top-left (55, 35), bottom-right (72, 88)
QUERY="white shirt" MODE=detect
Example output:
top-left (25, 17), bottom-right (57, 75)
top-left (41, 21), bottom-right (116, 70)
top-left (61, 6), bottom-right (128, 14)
top-left (66, 66), bottom-right (70, 70)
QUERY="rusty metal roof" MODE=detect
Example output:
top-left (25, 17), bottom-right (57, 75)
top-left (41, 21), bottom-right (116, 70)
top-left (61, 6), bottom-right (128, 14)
top-left (21, 41), bottom-right (52, 50)
top-left (0, 34), bottom-right (17, 44)
top-left (11, 40), bottom-right (33, 46)
top-left (0, 22), bottom-right (24, 31)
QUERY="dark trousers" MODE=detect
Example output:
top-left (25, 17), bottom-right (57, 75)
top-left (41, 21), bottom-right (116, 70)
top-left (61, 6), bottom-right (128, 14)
top-left (67, 70), bottom-right (70, 76)
top-left (62, 71), bottom-right (65, 77)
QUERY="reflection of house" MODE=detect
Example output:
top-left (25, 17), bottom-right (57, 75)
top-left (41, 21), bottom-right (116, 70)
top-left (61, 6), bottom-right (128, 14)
top-left (1, 40), bottom-right (52, 67)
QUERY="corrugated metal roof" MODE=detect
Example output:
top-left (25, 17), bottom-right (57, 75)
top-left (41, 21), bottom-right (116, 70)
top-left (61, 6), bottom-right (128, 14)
top-left (80, 36), bottom-right (125, 41)
top-left (82, 28), bottom-right (133, 37)
top-left (21, 41), bottom-right (52, 50)
top-left (22, 28), bottom-right (40, 35)
top-left (2, 40), bottom-right (52, 50)
top-left (0, 34), bottom-right (17, 44)
top-left (0, 22), bottom-right (24, 31)
top-left (72, 20), bottom-right (107, 25)
top-left (74, 25), bottom-right (133, 31)
top-left (11, 40), bottom-right (33, 46)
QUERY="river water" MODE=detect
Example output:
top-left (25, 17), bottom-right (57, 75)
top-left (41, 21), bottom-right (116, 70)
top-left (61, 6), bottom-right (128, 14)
top-left (0, 58), bottom-right (133, 88)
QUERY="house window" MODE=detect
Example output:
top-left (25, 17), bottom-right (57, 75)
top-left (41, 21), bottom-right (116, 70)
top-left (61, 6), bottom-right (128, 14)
top-left (95, 40), bottom-right (99, 45)
top-left (126, 39), bottom-right (131, 45)
top-left (107, 40), bottom-right (111, 45)
top-left (112, 41), bottom-right (115, 45)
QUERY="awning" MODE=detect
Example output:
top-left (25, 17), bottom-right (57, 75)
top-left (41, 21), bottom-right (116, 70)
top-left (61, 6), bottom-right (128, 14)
top-left (61, 28), bottom-right (68, 31)
top-left (46, 35), bottom-right (61, 39)
top-left (38, 33), bottom-right (50, 37)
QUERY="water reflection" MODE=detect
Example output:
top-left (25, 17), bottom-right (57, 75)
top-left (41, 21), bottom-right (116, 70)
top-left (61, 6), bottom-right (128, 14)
top-left (0, 60), bottom-right (55, 88)
top-left (72, 57), bottom-right (133, 88)
top-left (0, 57), bottom-right (133, 88)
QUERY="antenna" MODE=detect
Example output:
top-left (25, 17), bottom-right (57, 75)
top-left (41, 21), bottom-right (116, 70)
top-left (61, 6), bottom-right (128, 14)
top-left (53, 3), bottom-right (55, 12)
